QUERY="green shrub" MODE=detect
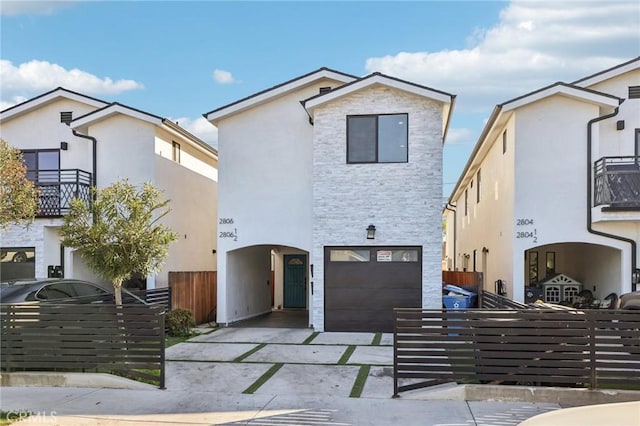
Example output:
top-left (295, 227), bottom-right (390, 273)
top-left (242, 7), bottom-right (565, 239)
top-left (165, 308), bottom-right (195, 337)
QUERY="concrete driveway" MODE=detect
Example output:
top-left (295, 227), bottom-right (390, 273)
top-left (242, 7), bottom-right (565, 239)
top-left (0, 326), bottom-right (574, 425)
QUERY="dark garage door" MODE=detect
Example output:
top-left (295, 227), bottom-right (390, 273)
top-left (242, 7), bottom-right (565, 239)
top-left (324, 246), bottom-right (422, 332)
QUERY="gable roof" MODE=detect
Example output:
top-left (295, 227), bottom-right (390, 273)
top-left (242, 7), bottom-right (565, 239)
top-left (447, 82), bottom-right (623, 204)
top-left (203, 67), bottom-right (358, 125)
top-left (0, 87), bottom-right (109, 121)
top-left (501, 82), bottom-right (622, 112)
top-left (303, 72), bottom-right (455, 112)
top-left (572, 56), bottom-right (640, 88)
top-left (303, 71), bottom-right (456, 142)
top-left (71, 102), bottom-right (164, 128)
top-left (72, 103), bottom-right (217, 158)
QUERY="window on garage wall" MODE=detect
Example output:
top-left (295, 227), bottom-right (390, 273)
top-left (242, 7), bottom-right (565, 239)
top-left (347, 114), bottom-right (408, 163)
top-left (329, 249), bottom-right (370, 262)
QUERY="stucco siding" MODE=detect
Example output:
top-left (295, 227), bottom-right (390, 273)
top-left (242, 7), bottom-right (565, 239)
top-left (312, 86), bottom-right (444, 330)
top-left (154, 127), bottom-right (218, 181)
top-left (455, 116), bottom-right (516, 293)
top-left (0, 99), bottom-right (97, 173)
top-left (88, 115), bottom-right (155, 188)
top-left (153, 155), bottom-right (217, 287)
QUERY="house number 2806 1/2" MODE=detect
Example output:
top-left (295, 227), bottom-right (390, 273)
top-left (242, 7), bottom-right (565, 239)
top-left (219, 228), bottom-right (238, 241)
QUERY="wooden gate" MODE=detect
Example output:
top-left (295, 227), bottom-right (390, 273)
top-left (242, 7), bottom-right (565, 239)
top-left (169, 271), bottom-right (217, 324)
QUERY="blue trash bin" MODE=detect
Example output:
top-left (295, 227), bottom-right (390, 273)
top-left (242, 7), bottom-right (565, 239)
top-left (442, 284), bottom-right (477, 309)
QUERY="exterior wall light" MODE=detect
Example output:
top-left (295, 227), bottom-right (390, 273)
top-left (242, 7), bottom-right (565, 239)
top-left (366, 224), bottom-right (376, 240)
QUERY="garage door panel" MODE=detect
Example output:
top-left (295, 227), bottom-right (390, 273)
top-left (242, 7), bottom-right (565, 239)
top-left (324, 309), bottom-right (397, 333)
top-left (326, 288), bottom-right (421, 309)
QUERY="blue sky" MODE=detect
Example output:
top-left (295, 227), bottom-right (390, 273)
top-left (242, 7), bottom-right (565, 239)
top-left (1, 1), bottom-right (639, 197)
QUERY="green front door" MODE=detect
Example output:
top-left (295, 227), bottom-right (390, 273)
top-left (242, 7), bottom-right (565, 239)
top-left (284, 255), bottom-right (306, 308)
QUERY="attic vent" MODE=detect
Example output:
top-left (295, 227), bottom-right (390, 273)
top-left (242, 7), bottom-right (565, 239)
top-left (60, 111), bottom-right (73, 124)
top-left (319, 86), bottom-right (331, 94)
top-left (629, 86), bottom-right (640, 99)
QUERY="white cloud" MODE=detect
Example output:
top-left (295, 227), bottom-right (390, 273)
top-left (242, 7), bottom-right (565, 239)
top-left (0, 60), bottom-right (143, 109)
top-left (212, 69), bottom-right (237, 84)
top-left (0, 1), bottom-right (76, 16)
top-left (365, 1), bottom-right (639, 112)
top-left (445, 128), bottom-right (474, 146)
top-left (172, 116), bottom-right (218, 148)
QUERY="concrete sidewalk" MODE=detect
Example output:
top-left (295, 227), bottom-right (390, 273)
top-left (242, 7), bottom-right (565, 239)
top-left (2, 326), bottom-right (632, 425)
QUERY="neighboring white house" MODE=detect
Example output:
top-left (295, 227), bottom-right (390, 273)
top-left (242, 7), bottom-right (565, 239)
top-left (205, 68), bottom-right (455, 332)
top-left (444, 57), bottom-right (640, 304)
top-left (0, 87), bottom-right (218, 289)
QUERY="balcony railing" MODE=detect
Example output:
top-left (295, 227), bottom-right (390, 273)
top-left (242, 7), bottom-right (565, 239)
top-left (33, 169), bottom-right (93, 217)
top-left (594, 156), bottom-right (640, 208)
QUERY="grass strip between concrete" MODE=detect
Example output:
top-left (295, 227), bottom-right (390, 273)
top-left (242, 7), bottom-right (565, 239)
top-left (302, 332), bottom-right (319, 344)
top-left (338, 345), bottom-right (356, 365)
top-left (233, 343), bottom-right (267, 362)
top-left (371, 332), bottom-right (382, 346)
top-left (349, 365), bottom-right (371, 398)
top-left (242, 363), bottom-right (283, 394)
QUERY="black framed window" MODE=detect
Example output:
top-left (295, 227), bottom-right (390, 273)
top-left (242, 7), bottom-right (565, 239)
top-left (502, 130), bottom-right (507, 154)
top-left (347, 114), bottom-right (408, 163)
top-left (529, 251), bottom-right (538, 283)
top-left (22, 149), bottom-right (60, 182)
top-left (476, 169), bottom-right (481, 203)
top-left (464, 189), bottom-right (468, 216)
top-left (172, 141), bottom-right (181, 163)
top-left (546, 252), bottom-right (556, 276)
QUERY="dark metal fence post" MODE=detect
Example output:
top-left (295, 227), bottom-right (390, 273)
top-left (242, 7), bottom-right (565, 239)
top-left (393, 308), bottom-right (399, 398)
top-left (159, 310), bottom-right (166, 390)
top-left (588, 312), bottom-right (597, 389)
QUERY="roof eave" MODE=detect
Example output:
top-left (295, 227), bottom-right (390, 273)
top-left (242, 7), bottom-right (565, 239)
top-left (304, 73), bottom-right (454, 114)
top-left (0, 87), bottom-right (109, 122)
top-left (204, 68), bottom-right (358, 125)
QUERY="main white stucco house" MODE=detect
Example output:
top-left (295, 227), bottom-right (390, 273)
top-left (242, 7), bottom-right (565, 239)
top-left (205, 68), bottom-right (455, 332)
top-left (444, 57), bottom-right (640, 304)
top-left (0, 88), bottom-right (218, 289)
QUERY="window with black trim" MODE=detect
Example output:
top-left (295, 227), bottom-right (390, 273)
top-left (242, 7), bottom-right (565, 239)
top-left (476, 169), bottom-right (481, 203)
top-left (21, 149), bottom-right (60, 182)
top-left (529, 251), bottom-right (538, 283)
top-left (347, 114), bottom-right (408, 163)
top-left (464, 189), bottom-right (468, 216)
top-left (172, 141), bottom-right (181, 163)
top-left (502, 130), bottom-right (507, 154)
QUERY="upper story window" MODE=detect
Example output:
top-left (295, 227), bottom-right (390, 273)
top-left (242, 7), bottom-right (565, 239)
top-left (22, 149), bottom-right (60, 181)
top-left (464, 189), bottom-right (468, 216)
top-left (502, 130), bottom-right (507, 154)
top-left (347, 114), bottom-right (408, 164)
top-left (172, 141), bottom-right (181, 163)
top-left (476, 169), bottom-right (481, 203)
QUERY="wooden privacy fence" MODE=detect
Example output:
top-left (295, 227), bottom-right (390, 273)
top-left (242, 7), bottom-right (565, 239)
top-left (1, 304), bottom-right (166, 388)
top-left (169, 271), bottom-right (216, 324)
top-left (443, 271), bottom-right (483, 287)
top-left (394, 308), bottom-right (640, 396)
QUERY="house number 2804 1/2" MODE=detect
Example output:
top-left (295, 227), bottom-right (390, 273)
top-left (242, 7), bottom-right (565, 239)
top-left (219, 228), bottom-right (238, 241)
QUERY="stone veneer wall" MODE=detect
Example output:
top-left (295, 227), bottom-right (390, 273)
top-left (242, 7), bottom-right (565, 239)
top-left (311, 85), bottom-right (444, 331)
top-left (1, 220), bottom-right (63, 279)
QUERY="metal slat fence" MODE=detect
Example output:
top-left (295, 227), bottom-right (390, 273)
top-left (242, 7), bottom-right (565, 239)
top-left (1, 304), bottom-right (166, 388)
top-left (393, 308), bottom-right (640, 396)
